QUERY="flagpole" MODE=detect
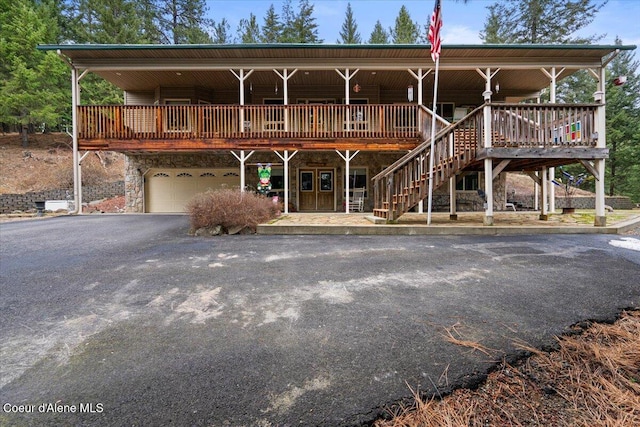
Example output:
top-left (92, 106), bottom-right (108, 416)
top-left (427, 56), bottom-right (439, 225)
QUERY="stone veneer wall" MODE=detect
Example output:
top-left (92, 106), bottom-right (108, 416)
top-left (125, 153), bottom-right (509, 213)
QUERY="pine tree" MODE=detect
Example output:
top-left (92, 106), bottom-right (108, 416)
top-left (0, 0), bottom-right (69, 143)
top-left (260, 4), bottom-right (282, 43)
top-left (604, 38), bottom-right (640, 200)
top-left (280, 0), bottom-right (321, 43)
top-left (212, 18), bottom-right (231, 44)
top-left (481, 0), bottom-right (605, 44)
top-left (237, 13), bottom-right (261, 44)
top-left (390, 5), bottom-right (420, 44)
top-left (337, 2), bottom-right (361, 44)
top-left (368, 20), bottom-right (389, 44)
top-left (156, 0), bottom-right (213, 44)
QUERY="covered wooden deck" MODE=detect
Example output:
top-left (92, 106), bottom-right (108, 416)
top-left (77, 104), bottom-right (433, 151)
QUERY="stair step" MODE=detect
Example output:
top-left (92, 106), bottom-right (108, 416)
top-left (373, 208), bottom-right (389, 219)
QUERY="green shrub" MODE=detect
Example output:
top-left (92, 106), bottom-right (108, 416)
top-left (186, 189), bottom-right (280, 233)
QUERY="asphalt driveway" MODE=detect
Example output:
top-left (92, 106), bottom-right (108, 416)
top-left (1, 215), bottom-right (639, 426)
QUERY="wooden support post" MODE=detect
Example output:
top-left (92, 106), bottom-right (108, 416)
top-left (540, 167), bottom-right (549, 220)
top-left (336, 150), bottom-right (359, 213)
top-left (594, 66), bottom-right (607, 226)
top-left (231, 150), bottom-right (255, 192)
top-left (484, 159), bottom-right (494, 226)
top-left (274, 150), bottom-right (298, 214)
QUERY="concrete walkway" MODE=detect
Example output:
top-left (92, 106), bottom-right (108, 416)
top-left (259, 210), bottom-right (640, 235)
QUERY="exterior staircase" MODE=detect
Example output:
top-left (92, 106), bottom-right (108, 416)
top-left (372, 106), bottom-right (485, 221)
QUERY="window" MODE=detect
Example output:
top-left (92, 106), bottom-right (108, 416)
top-left (348, 168), bottom-right (368, 197)
top-left (270, 168), bottom-right (284, 190)
top-left (456, 172), bottom-right (479, 191)
top-left (435, 102), bottom-right (455, 122)
top-left (301, 171), bottom-right (314, 191)
top-left (320, 171), bottom-right (333, 191)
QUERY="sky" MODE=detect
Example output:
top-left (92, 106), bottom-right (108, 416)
top-left (206, 0), bottom-right (640, 49)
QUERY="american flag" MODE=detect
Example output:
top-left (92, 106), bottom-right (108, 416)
top-left (428, 0), bottom-right (442, 62)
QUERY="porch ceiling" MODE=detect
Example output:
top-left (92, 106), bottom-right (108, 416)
top-left (42, 43), bottom-right (634, 98)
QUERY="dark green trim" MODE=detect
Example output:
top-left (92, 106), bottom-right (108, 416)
top-left (37, 43), bottom-right (637, 52)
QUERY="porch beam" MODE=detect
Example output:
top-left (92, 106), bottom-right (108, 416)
top-left (77, 138), bottom-right (421, 152)
top-left (336, 150), bottom-right (359, 213)
top-left (335, 68), bottom-right (359, 105)
top-left (231, 150), bottom-right (255, 191)
top-left (525, 171), bottom-right (542, 186)
top-left (230, 69), bottom-right (254, 133)
top-left (75, 59), bottom-right (605, 72)
top-left (492, 159), bottom-right (511, 181)
top-left (579, 160), bottom-right (600, 181)
top-left (476, 147), bottom-right (609, 160)
top-left (274, 150), bottom-right (298, 214)
top-left (407, 68), bottom-right (432, 106)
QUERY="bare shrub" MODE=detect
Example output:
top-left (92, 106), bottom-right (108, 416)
top-left (186, 188), bottom-right (280, 233)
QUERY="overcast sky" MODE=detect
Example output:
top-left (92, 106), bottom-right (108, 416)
top-left (207, 0), bottom-right (640, 49)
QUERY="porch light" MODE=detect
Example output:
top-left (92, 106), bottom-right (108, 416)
top-left (353, 83), bottom-right (361, 93)
top-left (407, 84), bottom-right (414, 102)
top-left (275, 82), bottom-right (278, 94)
top-left (594, 90), bottom-right (604, 102)
top-left (176, 72), bottom-right (182, 76)
top-left (495, 82), bottom-right (500, 93)
top-left (613, 75), bottom-right (627, 86)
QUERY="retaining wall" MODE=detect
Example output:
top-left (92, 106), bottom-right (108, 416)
top-left (0, 181), bottom-right (124, 213)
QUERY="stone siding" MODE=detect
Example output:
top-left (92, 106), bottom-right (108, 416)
top-left (0, 181), bottom-right (124, 213)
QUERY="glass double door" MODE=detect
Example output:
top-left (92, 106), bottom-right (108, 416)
top-left (299, 168), bottom-right (335, 211)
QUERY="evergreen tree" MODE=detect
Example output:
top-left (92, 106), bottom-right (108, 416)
top-left (237, 13), bottom-right (261, 43)
top-left (0, 0), bottom-right (69, 143)
top-left (90, 0), bottom-right (145, 44)
top-left (337, 2), bottom-right (361, 44)
top-left (260, 4), bottom-right (282, 43)
top-left (212, 18), bottom-right (231, 44)
top-left (368, 20), bottom-right (389, 44)
top-left (604, 38), bottom-right (640, 200)
top-left (481, 0), bottom-right (605, 44)
top-left (156, 0), bottom-right (213, 44)
top-left (280, 0), bottom-right (321, 43)
top-left (390, 5), bottom-right (420, 44)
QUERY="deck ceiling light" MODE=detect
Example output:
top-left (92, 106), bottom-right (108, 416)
top-left (176, 72), bottom-right (182, 76)
top-left (613, 75), bottom-right (627, 86)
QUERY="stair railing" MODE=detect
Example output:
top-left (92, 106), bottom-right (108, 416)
top-left (373, 105), bottom-right (485, 220)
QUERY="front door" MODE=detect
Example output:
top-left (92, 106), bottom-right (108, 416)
top-left (299, 169), bottom-right (335, 211)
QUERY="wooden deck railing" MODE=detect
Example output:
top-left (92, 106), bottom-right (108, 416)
top-left (77, 104), bottom-right (427, 141)
top-left (371, 103), bottom-right (600, 220)
top-left (491, 103), bottom-right (598, 148)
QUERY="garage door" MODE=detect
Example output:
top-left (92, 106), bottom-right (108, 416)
top-left (145, 168), bottom-right (241, 213)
